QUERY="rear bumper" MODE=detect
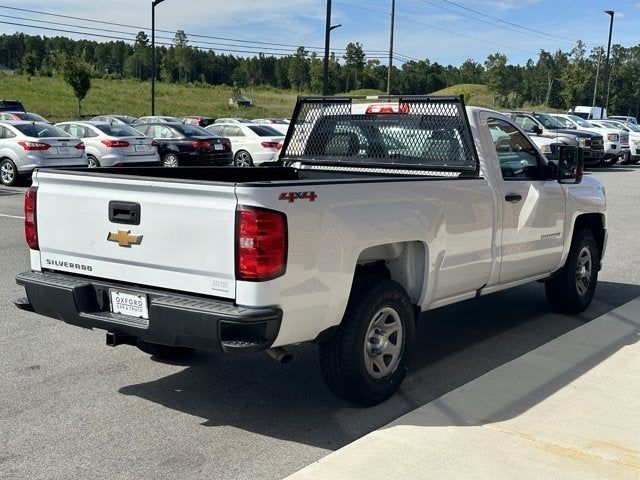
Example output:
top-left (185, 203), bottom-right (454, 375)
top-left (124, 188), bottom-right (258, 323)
top-left (15, 271), bottom-right (281, 354)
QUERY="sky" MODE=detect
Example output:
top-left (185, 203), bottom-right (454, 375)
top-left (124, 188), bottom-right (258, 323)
top-left (0, 0), bottom-right (638, 66)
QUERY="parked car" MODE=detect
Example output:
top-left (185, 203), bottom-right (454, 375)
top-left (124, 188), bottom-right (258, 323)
top-left (56, 121), bottom-right (159, 168)
top-left (0, 121), bottom-right (87, 186)
top-left (182, 116), bottom-right (215, 127)
top-left (205, 123), bottom-right (284, 166)
top-left (0, 111), bottom-right (51, 123)
top-left (554, 114), bottom-right (628, 166)
top-left (252, 118), bottom-right (289, 135)
top-left (133, 116), bottom-right (182, 126)
top-left (213, 117), bottom-right (252, 124)
top-left (0, 100), bottom-right (25, 113)
top-left (90, 115), bottom-right (137, 125)
top-left (591, 119), bottom-right (640, 164)
top-left (134, 122), bottom-right (232, 167)
top-left (507, 111), bottom-right (605, 167)
top-left (608, 115), bottom-right (637, 125)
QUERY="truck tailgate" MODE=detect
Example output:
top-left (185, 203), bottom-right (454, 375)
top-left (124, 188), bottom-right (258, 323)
top-left (34, 171), bottom-right (237, 298)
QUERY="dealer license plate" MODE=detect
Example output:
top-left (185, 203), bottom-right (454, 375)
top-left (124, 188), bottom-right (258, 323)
top-left (58, 147), bottom-right (71, 155)
top-left (110, 289), bottom-right (149, 319)
top-left (214, 143), bottom-right (223, 150)
top-left (135, 144), bottom-right (147, 152)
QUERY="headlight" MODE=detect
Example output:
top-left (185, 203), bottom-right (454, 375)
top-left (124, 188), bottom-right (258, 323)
top-left (607, 133), bottom-right (619, 141)
top-left (578, 138), bottom-right (590, 148)
top-left (539, 144), bottom-right (552, 153)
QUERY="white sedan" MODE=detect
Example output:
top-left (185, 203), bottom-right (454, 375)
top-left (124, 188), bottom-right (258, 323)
top-left (206, 123), bottom-right (284, 166)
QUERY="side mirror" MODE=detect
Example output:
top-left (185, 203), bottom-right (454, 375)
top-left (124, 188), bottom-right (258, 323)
top-left (558, 145), bottom-right (583, 184)
top-left (531, 125), bottom-right (543, 135)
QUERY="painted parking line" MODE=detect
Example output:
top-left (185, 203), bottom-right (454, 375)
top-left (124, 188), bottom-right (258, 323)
top-left (0, 213), bottom-right (24, 220)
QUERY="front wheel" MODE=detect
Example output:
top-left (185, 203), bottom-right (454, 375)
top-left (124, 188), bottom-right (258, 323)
top-left (545, 229), bottom-right (599, 314)
top-left (319, 276), bottom-right (415, 406)
top-left (0, 159), bottom-right (19, 186)
top-left (234, 150), bottom-right (254, 167)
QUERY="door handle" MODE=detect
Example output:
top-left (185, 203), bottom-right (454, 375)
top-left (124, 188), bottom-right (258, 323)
top-left (109, 201), bottom-right (141, 225)
top-left (505, 194), bottom-right (523, 203)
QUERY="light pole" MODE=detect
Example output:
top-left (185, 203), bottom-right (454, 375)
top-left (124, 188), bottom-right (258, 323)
top-left (591, 46), bottom-right (603, 107)
top-left (602, 10), bottom-right (614, 117)
top-left (386, 0), bottom-right (396, 95)
top-left (322, 0), bottom-right (341, 96)
top-left (151, 0), bottom-right (166, 115)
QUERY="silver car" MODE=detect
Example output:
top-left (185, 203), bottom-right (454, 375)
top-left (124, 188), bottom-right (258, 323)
top-left (90, 115), bottom-right (137, 125)
top-left (0, 121), bottom-right (87, 186)
top-left (56, 121), bottom-right (159, 167)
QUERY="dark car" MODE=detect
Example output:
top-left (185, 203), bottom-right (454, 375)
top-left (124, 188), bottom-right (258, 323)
top-left (182, 116), bottom-right (215, 127)
top-left (134, 122), bottom-right (233, 167)
top-left (0, 100), bottom-right (26, 113)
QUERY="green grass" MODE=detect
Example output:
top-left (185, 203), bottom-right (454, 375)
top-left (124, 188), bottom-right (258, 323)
top-left (0, 74), bottom-right (304, 122)
top-left (430, 84), bottom-right (495, 108)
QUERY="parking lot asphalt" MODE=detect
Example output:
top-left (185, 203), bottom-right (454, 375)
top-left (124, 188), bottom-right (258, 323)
top-left (1, 166), bottom-right (639, 480)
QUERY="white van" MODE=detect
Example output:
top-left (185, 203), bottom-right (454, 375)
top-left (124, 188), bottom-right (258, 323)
top-left (572, 106), bottom-right (607, 120)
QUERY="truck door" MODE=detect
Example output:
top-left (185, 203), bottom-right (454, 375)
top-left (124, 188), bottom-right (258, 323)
top-left (486, 117), bottom-right (566, 283)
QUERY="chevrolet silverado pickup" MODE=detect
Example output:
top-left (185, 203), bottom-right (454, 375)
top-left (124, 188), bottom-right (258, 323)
top-left (15, 96), bottom-right (607, 406)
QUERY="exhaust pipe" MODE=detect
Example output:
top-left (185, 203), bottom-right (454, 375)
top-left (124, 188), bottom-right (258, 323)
top-left (266, 347), bottom-right (293, 364)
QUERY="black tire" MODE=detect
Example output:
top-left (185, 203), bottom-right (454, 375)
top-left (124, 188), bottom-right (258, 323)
top-left (319, 276), bottom-right (415, 406)
top-left (136, 339), bottom-right (194, 359)
top-left (0, 158), bottom-right (19, 186)
top-left (162, 153), bottom-right (180, 167)
top-left (234, 150), bottom-right (254, 167)
top-left (545, 229), bottom-right (599, 314)
top-left (87, 155), bottom-right (100, 168)
top-left (603, 156), bottom-right (618, 167)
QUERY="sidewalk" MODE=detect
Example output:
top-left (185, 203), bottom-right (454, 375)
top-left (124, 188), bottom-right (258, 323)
top-left (287, 298), bottom-right (640, 480)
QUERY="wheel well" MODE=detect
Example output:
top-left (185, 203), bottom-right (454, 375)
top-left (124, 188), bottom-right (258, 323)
top-left (573, 213), bottom-right (605, 260)
top-left (354, 241), bottom-right (427, 306)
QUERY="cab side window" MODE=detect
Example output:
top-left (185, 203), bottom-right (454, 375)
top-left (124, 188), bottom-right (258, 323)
top-left (487, 118), bottom-right (542, 180)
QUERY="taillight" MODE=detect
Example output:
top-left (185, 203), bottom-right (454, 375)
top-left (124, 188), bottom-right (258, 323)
top-left (75, 142), bottom-right (85, 150)
top-left (24, 187), bottom-right (38, 250)
top-left (101, 139), bottom-right (130, 148)
top-left (236, 206), bottom-right (287, 281)
top-left (18, 141), bottom-right (50, 151)
top-left (222, 138), bottom-right (232, 150)
top-left (192, 140), bottom-right (210, 149)
top-left (261, 141), bottom-right (280, 149)
top-left (150, 140), bottom-right (158, 147)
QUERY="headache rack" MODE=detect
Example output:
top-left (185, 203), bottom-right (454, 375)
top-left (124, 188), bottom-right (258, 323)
top-left (279, 95), bottom-right (480, 176)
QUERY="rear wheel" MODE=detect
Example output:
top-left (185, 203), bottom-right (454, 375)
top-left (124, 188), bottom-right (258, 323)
top-left (162, 153), bottom-right (180, 167)
top-left (0, 159), bottom-right (19, 186)
top-left (545, 229), bottom-right (599, 314)
top-left (234, 150), bottom-right (253, 167)
top-left (136, 339), bottom-right (194, 359)
top-left (319, 276), bottom-right (415, 406)
top-left (87, 155), bottom-right (100, 168)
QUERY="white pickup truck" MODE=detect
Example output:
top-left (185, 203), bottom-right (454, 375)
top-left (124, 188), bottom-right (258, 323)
top-left (15, 96), bottom-right (607, 406)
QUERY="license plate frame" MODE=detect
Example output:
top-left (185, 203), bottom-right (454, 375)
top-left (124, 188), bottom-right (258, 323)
top-left (109, 289), bottom-right (149, 320)
top-left (134, 144), bottom-right (147, 152)
top-left (214, 143), bottom-right (224, 151)
top-left (58, 147), bottom-right (71, 155)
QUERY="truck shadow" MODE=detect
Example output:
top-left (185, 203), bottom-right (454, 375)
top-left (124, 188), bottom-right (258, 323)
top-left (118, 280), bottom-right (640, 451)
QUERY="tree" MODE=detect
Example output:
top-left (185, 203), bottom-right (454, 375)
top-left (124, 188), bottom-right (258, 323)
top-left (62, 57), bottom-right (92, 117)
top-left (287, 46), bottom-right (310, 90)
top-left (561, 41), bottom-right (590, 109)
top-left (343, 42), bottom-right (365, 91)
top-left (484, 52), bottom-right (509, 106)
top-left (19, 50), bottom-right (38, 75)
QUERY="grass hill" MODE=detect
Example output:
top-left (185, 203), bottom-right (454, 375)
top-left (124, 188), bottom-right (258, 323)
top-left (429, 84), bottom-right (495, 108)
top-left (0, 74), bottom-right (301, 122)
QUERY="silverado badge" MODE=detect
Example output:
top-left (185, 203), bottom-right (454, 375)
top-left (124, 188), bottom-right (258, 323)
top-left (107, 230), bottom-right (143, 247)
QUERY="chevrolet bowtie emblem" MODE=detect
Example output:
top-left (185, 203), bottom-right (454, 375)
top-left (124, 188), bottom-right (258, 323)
top-left (107, 230), bottom-right (143, 247)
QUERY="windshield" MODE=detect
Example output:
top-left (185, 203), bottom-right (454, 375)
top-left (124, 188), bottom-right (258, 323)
top-left (248, 125), bottom-right (283, 136)
top-left (173, 124), bottom-right (215, 137)
top-left (95, 124), bottom-right (144, 137)
top-left (17, 113), bottom-right (48, 122)
top-left (568, 115), bottom-right (593, 128)
top-left (603, 121), bottom-right (629, 131)
top-left (13, 123), bottom-right (70, 138)
top-left (623, 122), bottom-right (640, 132)
top-left (533, 113), bottom-right (565, 129)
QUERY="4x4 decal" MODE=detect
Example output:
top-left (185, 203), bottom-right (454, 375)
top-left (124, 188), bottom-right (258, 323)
top-left (279, 191), bottom-right (317, 203)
